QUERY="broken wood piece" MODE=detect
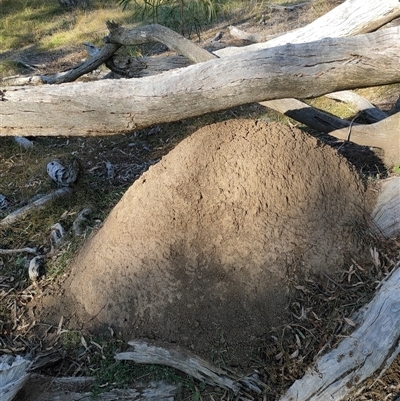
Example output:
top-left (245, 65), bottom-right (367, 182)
top-left (371, 176), bottom-right (400, 238)
top-left (45, 42), bottom-right (121, 84)
top-left (2, 43), bottom-right (120, 86)
top-left (325, 90), bottom-right (387, 123)
top-left (106, 53), bottom-right (190, 78)
top-left (228, 26), bottom-right (262, 43)
top-left (0, 188), bottom-right (72, 227)
top-left (0, 355), bottom-right (32, 401)
top-left (115, 340), bottom-right (265, 397)
top-left (0, 247), bottom-right (38, 255)
top-left (279, 261), bottom-right (400, 401)
top-left (13, 137), bottom-right (34, 149)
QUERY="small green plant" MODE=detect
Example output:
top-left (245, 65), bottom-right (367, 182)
top-left (117, 0), bottom-right (219, 38)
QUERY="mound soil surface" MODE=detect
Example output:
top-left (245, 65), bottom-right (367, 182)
top-left (36, 119), bottom-right (372, 365)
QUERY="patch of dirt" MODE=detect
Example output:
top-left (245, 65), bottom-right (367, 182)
top-left (32, 119), bottom-right (375, 368)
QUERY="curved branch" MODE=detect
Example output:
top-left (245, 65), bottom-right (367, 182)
top-left (325, 91), bottom-right (387, 123)
top-left (106, 21), bottom-right (216, 64)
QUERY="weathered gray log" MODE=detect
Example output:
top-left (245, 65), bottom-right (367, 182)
top-left (115, 340), bottom-right (264, 397)
top-left (106, 21), bottom-right (215, 64)
top-left (216, 0), bottom-right (400, 57)
top-left (105, 53), bottom-right (190, 78)
top-left (371, 177), bottom-right (400, 238)
top-left (0, 247), bottom-right (37, 255)
top-left (279, 261), bottom-right (400, 401)
top-left (45, 43), bottom-right (120, 84)
top-left (1, 27), bottom-right (400, 137)
top-left (0, 355), bottom-right (32, 401)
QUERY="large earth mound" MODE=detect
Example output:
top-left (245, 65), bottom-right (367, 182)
top-left (38, 119), bottom-right (373, 365)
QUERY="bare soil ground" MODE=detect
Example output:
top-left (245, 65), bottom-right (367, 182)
top-left (1, 2), bottom-right (400, 400)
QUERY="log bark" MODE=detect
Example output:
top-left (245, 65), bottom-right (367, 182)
top-left (279, 261), bottom-right (400, 401)
top-left (1, 27), bottom-right (400, 138)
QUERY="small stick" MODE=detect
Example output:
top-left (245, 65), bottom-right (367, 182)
top-left (337, 112), bottom-right (360, 151)
top-left (0, 247), bottom-right (37, 255)
top-left (0, 188), bottom-right (72, 227)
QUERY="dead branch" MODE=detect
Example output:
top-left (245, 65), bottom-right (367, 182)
top-left (325, 90), bottom-right (387, 123)
top-left (0, 247), bottom-right (38, 255)
top-left (115, 340), bottom-right (265, 398)
top-left (0, 188), bottom-right (72, 227)
top-left (105, 21), bottom-right (215, 64)
top-left (14, 374), bottom-right (178, 401)
top-left (228, 26), bottom-right (262, 43)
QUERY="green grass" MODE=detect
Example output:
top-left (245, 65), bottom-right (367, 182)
top-left (0, 0), bottom-right (137, 52)
top-left (0, 0), bottom-right (308, 53)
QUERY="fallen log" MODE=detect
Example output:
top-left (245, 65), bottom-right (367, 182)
top-left (1, 27), bottom-right (400, 138)
top-left (217, 0), bottom-right (400, 57)
top-left (10, 0), bottom-right (400, 85)
top-left (279, 261), bottom-right (400, 401)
